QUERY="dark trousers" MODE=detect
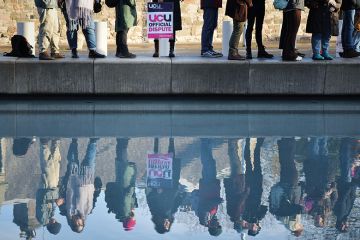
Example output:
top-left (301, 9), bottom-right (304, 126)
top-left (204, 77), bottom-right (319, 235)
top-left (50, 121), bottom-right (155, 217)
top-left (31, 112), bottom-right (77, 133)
top-left (279, 10), bottom-right (301, 58)
top-left (201, 8), bottom-right (218, 53)
top-left (116, 29), bottom-right (129, 53)
top-left (245, 3), bottom-right (265, 49)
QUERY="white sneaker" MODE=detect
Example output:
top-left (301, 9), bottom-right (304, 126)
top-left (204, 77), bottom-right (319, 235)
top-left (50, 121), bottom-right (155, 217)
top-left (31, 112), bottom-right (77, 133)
top-left (295, 56), bottom-right (302, 61)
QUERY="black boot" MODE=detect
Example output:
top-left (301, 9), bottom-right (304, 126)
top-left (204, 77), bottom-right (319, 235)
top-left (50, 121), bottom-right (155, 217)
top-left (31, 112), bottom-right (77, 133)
top-left (89, 50), bottom-right (105, 58)
top-left (71, 48), bottom-right (79, 58)
top-left (257, 46), bottom-right (274, 58)
top-left (246, 47), bottom-right (252, 59)
top-left (153, 40), bottom-right (159, 57)
top-left (169, 40), bottom-right (175, 58)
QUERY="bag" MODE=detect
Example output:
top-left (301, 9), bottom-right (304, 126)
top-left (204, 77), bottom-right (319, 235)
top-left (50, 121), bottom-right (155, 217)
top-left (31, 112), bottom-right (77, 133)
top-left (94, 0), bottom-right (102, 13)
top-left (3, 35), bottom-right (35, 58)
top-left (273, 0), bottom-right (289, 10)
top-left (105, 0), bottom-right (119, 8)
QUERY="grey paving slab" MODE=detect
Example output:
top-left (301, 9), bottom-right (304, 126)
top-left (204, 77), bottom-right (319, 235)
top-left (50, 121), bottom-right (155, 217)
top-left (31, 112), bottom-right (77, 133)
top-left (94, 56), bottom-right (171, 94)
top-left (249, 58), bottom-right (327, 94)
top-left (325, 58), bottom-right (360, 94)
top-left (15, 58), bottom-right (94, 94)
top-left (0, 57), bottom-right (17, 94)
top-left (171, 57), bottom-right (249, 94)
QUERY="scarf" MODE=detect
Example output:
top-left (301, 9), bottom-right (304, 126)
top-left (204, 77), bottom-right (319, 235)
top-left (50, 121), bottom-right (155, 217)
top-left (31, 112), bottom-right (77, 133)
top-left (66, 0), bottom-right (94, 30)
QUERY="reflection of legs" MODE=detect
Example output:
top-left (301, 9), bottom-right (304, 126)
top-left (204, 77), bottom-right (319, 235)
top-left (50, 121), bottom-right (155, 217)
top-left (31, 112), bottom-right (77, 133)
top-left (153, 138), bottom-right (159, 154)
top-left (40, 139), bottom-right (61, 188)
top-left (201, 139), bottom-right (217, 181)
top-left (253, 138), bottom-right (264, 176)
top-left (0, 138), bottom-right (4, 174)
top-left (82, 139), bottom-right (98, 170)
top-left (115, 138), bottom-right (129, 182)
top-left (168, 138), bottom-right (181, 185)
top-left (228, 139), bottom-right (246, 175)
top-left (67, 138), bottom-right (79, 165)
top-left (278, 138), bottom-right (298, 186)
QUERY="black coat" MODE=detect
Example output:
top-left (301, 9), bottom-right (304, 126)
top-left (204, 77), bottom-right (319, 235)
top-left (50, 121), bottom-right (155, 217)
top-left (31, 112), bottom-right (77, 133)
top-left (153, 0), bottom-right (182, 31)
top-left (225, 0), bottom-right (252, 22)
top-left (305, 0), bottom-right (342, 36)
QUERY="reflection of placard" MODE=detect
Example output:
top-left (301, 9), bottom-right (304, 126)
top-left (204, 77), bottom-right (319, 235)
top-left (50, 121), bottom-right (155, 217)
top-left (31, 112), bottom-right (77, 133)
top-left (147, 153), bottom-right (173, 188)
top-left (147, 3), bottom-right (173, 39)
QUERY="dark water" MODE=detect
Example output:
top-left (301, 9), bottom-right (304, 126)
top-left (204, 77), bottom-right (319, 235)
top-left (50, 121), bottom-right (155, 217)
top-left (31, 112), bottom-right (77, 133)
top-left (1, 99), bottom-right (360, 240)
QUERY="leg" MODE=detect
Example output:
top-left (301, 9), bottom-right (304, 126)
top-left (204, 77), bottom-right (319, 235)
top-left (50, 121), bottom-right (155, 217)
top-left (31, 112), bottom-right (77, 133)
top-left (245, 6), bottom-right (256, 51)
top-left (153, 39), bottom-right (159, 57)
top-left (228, 139), bottom-right (246, 176)
top-left (169, 31), bottom-right (176, 57)
top-left (311, 33), bottom-right (323, 59)
top-left (115, 138), bottom-right (129, 182)
top-left (279, 11), bottom-right (287, 50)
top-left (37, 8), bottom-right (54, 60)
top-left (201, 8), bottom-right (218, 54)
top-left (200, 138), bottom-right (217, 182)
top-left (82, 138), bottom-right (98, 170)
top-left (61, 5), bottom-right (78, 57)
top-left (82, 19), bottom-right (97, 51)
top-left (282, 10), bottom-right (301, 60)
top-left (67, 138), bottom-right (79, 165)
top-left (342, 10), bottom-right (355, 51)
top-left (49, 9), bottom-right (60, 55)
top-left (321, 31), bottom-right (333, 60)
top-left (278, 138), bottom-right (298, 187)
top-left (228, 20), bottom-right (245, 60)
top-left (255, 4), bottom-right (265, 48)
top-left (116, 29), bottom-right (136, 58)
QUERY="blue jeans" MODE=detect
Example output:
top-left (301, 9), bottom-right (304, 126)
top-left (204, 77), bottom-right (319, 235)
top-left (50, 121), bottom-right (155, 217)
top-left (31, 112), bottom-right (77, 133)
top-left (201, 8), bottom-right (218, 53)
top-left (312, 32), bottom-right (331, 54)
top-left (342, 10), bottom-right (355, 51)
top-left (67, 138), bottom-right (97, 170)
top-left (200, 139), bottom-right (217, 182)
top-left (62, 6), bottom-right (96, 50)
top-left (353, 31), bottom-right (360, 51)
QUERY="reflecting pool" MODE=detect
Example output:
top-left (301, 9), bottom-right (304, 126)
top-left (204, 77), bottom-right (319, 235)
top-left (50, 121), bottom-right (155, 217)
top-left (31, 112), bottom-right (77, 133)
top-left (0, 99), bottom-right (360, 240)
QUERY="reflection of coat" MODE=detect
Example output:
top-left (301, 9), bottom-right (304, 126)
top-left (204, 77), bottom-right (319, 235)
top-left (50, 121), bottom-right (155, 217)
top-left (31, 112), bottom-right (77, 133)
top-left (153, 0), bottom-right (182, 31)
top-left (224, 175), bottom-right (249, 222)
top-left (305, 0), bottom-right (342, 36)
top-left (115, 0), bottom-right (137, 31)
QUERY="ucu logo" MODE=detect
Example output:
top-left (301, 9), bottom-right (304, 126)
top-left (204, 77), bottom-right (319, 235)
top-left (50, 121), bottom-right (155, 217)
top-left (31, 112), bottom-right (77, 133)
top-left (148, 3), bottom-right (162, 9)
top-left (149, 14), bottom-right (172, 22)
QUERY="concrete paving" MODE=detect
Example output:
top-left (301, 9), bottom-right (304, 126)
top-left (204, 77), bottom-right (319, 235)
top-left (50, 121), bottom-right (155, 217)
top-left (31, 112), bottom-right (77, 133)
top-left (0, 53), bottom-right (360, 95)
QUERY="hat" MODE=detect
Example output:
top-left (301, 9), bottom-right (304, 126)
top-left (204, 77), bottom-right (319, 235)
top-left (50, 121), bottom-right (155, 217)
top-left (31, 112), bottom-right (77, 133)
top-left (123, 217), bottom-right (136, 231)
top-left (47, 222), bottom-right (62, 235)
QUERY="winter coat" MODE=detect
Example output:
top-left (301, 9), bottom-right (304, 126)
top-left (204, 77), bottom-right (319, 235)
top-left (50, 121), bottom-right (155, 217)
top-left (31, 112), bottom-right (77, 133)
top-left (115, 0), bottom-right (137, 31)
top-left (201, 0), bottom-right (222, 9)
top-left (306, 0), bottom-right (342, 36)
top-left (35, 0), bottom-right (58, 9)
top-left (153, 0), bottom-right (182, 31)
top-left (225, 0), bottom-right (253, 22)
top-left (286, 0), bottom-right (305, 10)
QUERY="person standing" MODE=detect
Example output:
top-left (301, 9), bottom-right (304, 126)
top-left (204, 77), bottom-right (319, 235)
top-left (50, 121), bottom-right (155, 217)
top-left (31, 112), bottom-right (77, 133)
top-left (34, 0), bottom-right (64, 60)
top-left (152, 0), bottom-right (182, 58)
top-left (340, 0), bottom-right (360, 57)
top-left (279, 0), bottom-right (305, 61)
top-left (200, 0), bottom-right (223, 57)
top-left (115, 0), bottom-right (137, 58)
top-left (245, 0), bottom-right (274, 59)
top-left (225, 0), bottom-right (252, 60)
top-left (305, 0), bottom-right (342, 60)
top-left (59, 0), bottom-right (105, 58)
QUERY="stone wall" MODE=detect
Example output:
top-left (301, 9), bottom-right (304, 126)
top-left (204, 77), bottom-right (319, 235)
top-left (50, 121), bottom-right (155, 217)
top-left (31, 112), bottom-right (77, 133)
top-left (0, 0), bottom-right (310, 48)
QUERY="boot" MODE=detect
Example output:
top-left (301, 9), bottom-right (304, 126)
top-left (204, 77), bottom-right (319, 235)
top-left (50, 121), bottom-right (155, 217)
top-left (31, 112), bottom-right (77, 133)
top-left (342, 49), bottom-right (360, 58)
top-left (39, 51), bottom-right (54, 60)
top-left (257, 46), bottom-right (273, 58)
top-left (169, 41), bottom-right (175, 58)
top-left (228, 49), bottom-right (245, 61)
top-left (71, 48), bottom-right (79, 58)
top-left (89, 50), bottom-right (105, 58)
top-left (246, 47), bottom-right (252, 59)
top-left (116, 44), bottom-right (136, 58)
top-left (153, 40), bottom-right (159, 57)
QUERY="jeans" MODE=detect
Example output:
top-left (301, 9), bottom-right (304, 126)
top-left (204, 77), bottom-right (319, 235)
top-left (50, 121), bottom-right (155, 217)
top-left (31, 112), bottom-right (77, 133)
top-left (200, 139), bottom-right (217, 182)
top-left (67, 138), bottom-right (97, 171)
top-left (245, 3), bottom-right (265, 49)
top-left (201, 8), bottom-right (218, 53)
top-left (311, 32), bottom-right (331, 54)
top-left (342, 10), bottom-right (355, 51)
top-left (353, 31), bottom-right (360, 52)
top-left (61, 6), bottom-right (96, 50)
top-left (229, 20), bottom-right (245, 54)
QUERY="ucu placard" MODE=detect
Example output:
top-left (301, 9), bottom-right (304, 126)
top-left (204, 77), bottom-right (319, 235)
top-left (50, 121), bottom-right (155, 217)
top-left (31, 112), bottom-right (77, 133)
top-left (147, 2), bottom-right (174, 39)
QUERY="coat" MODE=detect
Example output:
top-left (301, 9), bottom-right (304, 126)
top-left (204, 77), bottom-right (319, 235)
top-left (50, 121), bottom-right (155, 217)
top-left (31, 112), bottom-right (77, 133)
top-left (115, 0), bottom-right (137, 31)
top-left (35, 0), bottom-right (58, 8)
top-left (201, 0), bottom-right (222, 9)
top-left (225, 0), bottom-right (252, 22)
top-left (305, 0), bottom-right (342, 36)
top-left (153, 0), bottom-right (182, 31)
top-left (286, 0), bottom-right (305, 10)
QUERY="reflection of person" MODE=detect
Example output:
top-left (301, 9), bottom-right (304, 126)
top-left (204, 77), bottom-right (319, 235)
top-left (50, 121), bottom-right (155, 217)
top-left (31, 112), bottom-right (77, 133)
top-left (194, 138), bottom-right (223, 236)
top-left (303, 138), bottom-right (338, 228)
top-left (13, 200), bottom-right (41, 240)
top-left (12, 138), bottom-right (36, 157)
top-left (36, 139), bottom-right (62, 235)
top-left (105, 138), bottom-right (137, 231)
top-left (334, 138), bottom-right (360, 232)
top-left (62, 138), bottom-right (99, 233)
top-left (269, 138), bottom-right (304, 236)
top-left (146, 138), bottom-right (184, 234)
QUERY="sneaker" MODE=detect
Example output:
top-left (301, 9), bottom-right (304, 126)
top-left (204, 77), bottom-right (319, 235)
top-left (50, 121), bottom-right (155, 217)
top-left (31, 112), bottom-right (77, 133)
top-left (116, 51), bottom-right (136, 58)
top-left (39, 52), bottom-right (54, 60)
top-left (312, 53), bottom-right (325, 60)
top-left (342, 49), bottom-right (360, 58)
top-left (201, 50), bottom-right (222, 58)
top-left (321, 52), bottom-right (334, 60)
top-left (210, 50), bottom-right (223, 57)
top-left (295, 49), bottom-right (306, 57)
top-left (89, 50), bottom-right (105, 58)
top-left (51, 52), bottom-right (65, 59)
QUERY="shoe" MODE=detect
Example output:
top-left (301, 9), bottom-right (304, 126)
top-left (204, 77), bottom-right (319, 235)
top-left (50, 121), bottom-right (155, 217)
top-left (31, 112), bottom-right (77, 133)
top-left (71, 48), bottom-right (79, 58)
top-left (201, 50), bottom-right (222, 58)
top-left (228, 53), bottom-right (246, 61)
top-left (210, 50), bottom-right (223, 57)
top-left (169, 41), bottom-right (175, 58)
top-left (295, 49), bottom-right (306, 57)
top-left (153, 40), bottom-right (159, 57)
top-left (116, 51), bottom-right (136, 58)
top-left (89, 50), bottom-right (105, 58)
top-left (169, 51), bottom-right (175, 58)
top-left (321, 52), bottom-right (334, 60)
top-left (51, 52), bottom-right (65, 59)
top-left (282, 55), bottom-right (302, 61)
top-left (39, 52), bottom-right (54, 60)
top-left (246, 48), bottom-right (253, 59)
top-left (257, 46), bottom-right (274, 58)
top-left (312, 53), bottom-right (325, 60)
top-left (341, 49), bottom-right (360, 58)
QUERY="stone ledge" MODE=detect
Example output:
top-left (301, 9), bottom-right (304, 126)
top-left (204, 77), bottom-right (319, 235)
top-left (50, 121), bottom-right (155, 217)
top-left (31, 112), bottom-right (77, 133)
top-left (0, 56), bottom-right (359, 95)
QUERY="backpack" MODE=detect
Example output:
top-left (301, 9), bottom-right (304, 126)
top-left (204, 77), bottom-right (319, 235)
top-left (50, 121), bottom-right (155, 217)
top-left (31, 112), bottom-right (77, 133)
top-left (4, 35), bottom-right (34, 58)
top-left (273, 0), bottom-right (289, 10)
top-left (105, 0), bottom-right (119, 8)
